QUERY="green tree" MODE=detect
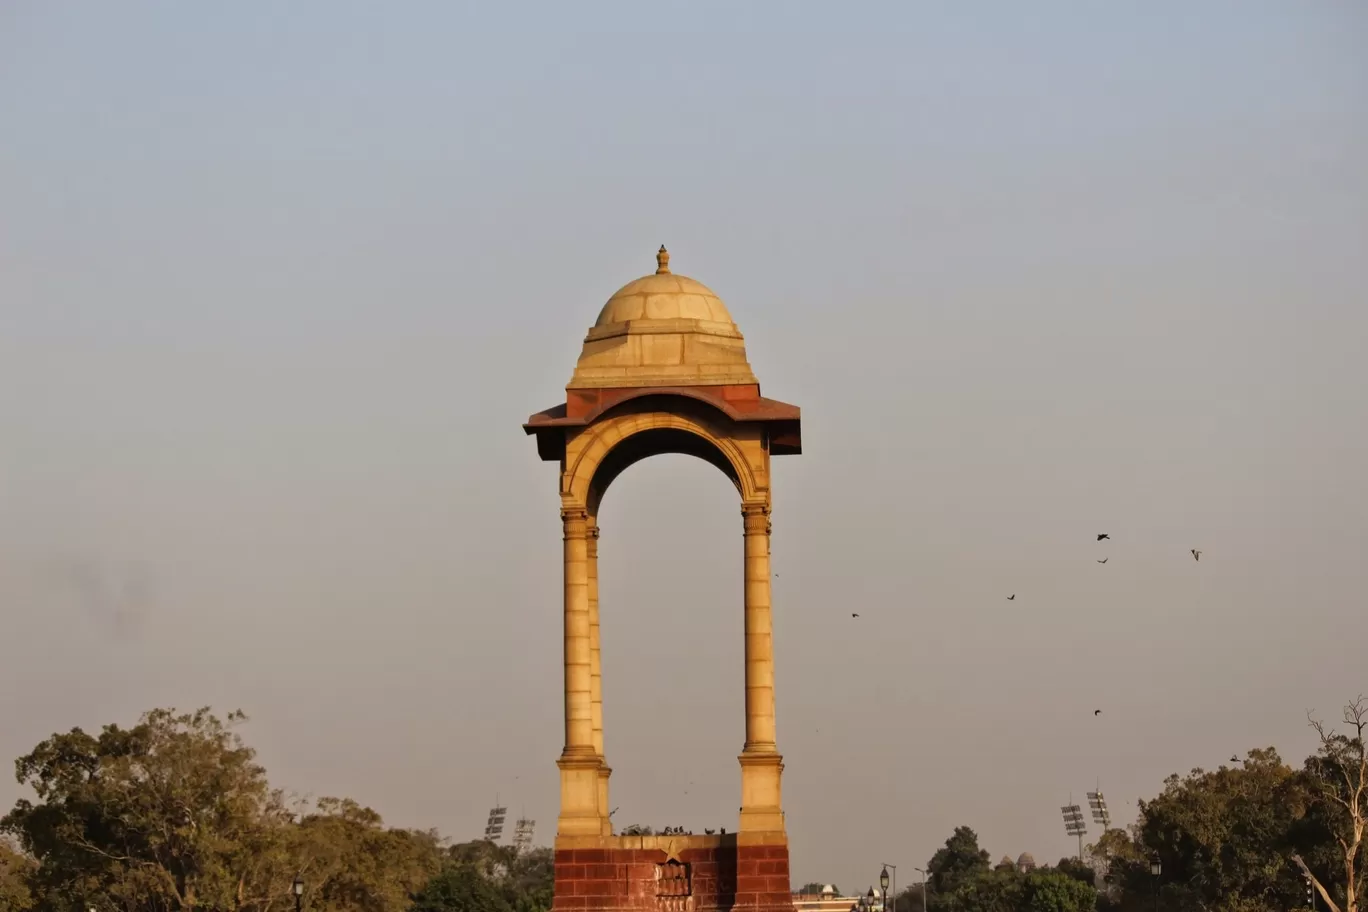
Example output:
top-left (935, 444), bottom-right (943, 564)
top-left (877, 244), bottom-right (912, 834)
top-left (1, 707), bottom-right (294, 912)
top-left (1297, 695), bottom-right (1367, 912)
top-left (294, 797), bottom-right (442, 912)
top-left (1021, 870), bottom-right (1095, 912)
top-left (1088, 827), bottom-right (1149, 911)
top-left (1050, 857), bottom-right (1094, 888)
top-left (0, 835), bottom-right (36, 911)
top-left (1, 707), bottom-right (446, 912)
top-left (410, 865), bottom-right (512, 912)
top-left (1131, 746), bottom-right (1312, 910)
top-left (439, 841), bottom-right (551, 912)
top-left (892, 884), bottom-right (926, 912)
top-left (927, 826), bottom-right (992, 895)
top-left (797, 882), bottom-right (840, 895)
top-left (934, 868), bottom-right (1022, 912)
top-left (502, 847), bottom-right (553, 912)
top-left (447, 840), bottom-right (512, 881)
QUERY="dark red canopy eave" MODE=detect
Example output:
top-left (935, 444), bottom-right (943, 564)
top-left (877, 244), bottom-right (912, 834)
top-left (522, 389), bottom-right (802, 460)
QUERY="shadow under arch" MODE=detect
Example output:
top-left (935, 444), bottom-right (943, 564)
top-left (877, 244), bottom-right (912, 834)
top-left (586, 427), bottom-right (741, 518)
top-left (562, 393), bottom-right (766, 519)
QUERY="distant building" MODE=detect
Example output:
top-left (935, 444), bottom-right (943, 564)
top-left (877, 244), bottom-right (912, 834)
top-left (792, 885), bottom-right (865, 912)
top-left (1016, 852), bottom-right (1037, 874)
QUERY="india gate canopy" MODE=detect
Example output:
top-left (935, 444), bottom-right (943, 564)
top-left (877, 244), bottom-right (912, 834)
top-left (522, 248), bottom-right (801, 912)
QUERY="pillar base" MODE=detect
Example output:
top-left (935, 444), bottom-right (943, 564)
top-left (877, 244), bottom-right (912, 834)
top-left (737, 753), bottom-right (784, 834)
top-left (553, 833), bottom-right (794, 912)
top-left (598, 765), bottom-right (613, 835)
top-left (558, 755), bottom-right (606, 837)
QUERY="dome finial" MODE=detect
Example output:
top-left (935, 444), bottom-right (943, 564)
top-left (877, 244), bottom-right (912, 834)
top-left (655, 245), bottom-right (671, 275)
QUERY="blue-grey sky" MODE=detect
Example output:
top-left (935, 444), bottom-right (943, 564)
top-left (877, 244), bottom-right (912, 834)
top-left (1, 1), bottom-right (1365, 892)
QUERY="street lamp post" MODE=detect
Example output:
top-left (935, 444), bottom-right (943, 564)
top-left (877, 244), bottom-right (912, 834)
top-left (293, 876), bottom-right (305, 912)
top-left (1149, 858), bottom-right (1161, 912)
top-left (865, 887), bottom-right (876, 912)
top-left (880, 865), bottom-right (895, 912)
top-left (912, 867), bottom-right (928, 912)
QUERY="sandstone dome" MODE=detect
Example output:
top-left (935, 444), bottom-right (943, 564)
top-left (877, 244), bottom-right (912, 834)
top-left (594, 272), bottom-right (734, 327)
top-left (568, 246), bottom-right (758, 390)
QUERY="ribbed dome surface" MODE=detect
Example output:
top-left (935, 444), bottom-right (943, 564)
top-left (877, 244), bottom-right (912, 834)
top-left (594, 272), bottom-right (734, 326)
top-left (568, 246), bottom-right (757, 390)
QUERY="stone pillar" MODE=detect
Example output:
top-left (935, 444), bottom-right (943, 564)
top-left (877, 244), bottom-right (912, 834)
top-left (586, 522), bottom-right (612, 834)
top-left (588, 523), bottom-right (604, 757)
top-left (558, 507), bottom-right (603, 836)
top-left (739, 502), bottom-right (784, 834)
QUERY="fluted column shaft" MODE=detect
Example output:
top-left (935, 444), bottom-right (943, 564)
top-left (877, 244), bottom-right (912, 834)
top-left (587, 524), bottom-right (604, 758)
top-left (557, 507), bottom-right (603, 837)
top-left (561, 508), bottom-right (594, 758)
top-left (742, 503), bottom-right (777, 751)
top-left (587, 522), bottom-right (613, 834)
top-left (738, 501), bottom-right (784, 834)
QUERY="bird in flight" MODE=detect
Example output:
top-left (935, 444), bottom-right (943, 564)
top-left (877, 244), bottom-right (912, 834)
top-left (1191, 549), bottom-right (1201, 561)
top-left (1007, 594), bottom-right (1016, 600)
top-left (1097, 558), bottom-right (1108, 564)
top-left (1230, 755), bottom-right (1240, 763)
top-left (1094, 709), bottom-right (1102, 716)
top-left (851, 612), bottom-right (860, 618)
top-left (1097, 533), bottom-right (1110, 541)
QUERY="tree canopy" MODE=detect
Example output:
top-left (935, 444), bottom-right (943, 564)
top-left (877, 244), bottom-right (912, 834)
top-left (5, 696), bottom-right (1368, 912)
top-left (0, 707), bottom-right (548, 912)
top-left (917, 826), bottom-right (1097, 912)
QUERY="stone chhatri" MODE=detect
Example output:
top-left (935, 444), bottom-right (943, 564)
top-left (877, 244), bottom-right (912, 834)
top-left (568, 247), bottom-right (759, 390)
top-left (524, 248), bottom-right (802, 912)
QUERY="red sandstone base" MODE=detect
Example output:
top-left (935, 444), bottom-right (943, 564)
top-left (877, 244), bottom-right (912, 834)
top-left (553, 836), bottom-right (794, 912)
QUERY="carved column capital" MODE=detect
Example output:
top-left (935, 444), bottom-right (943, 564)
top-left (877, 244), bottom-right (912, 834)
top-left (562, 508), bottom-right (589, 540)
top-left (586, 523), bottom-right (600, 558)
top-left (741, 503), bottom-right (771, 535)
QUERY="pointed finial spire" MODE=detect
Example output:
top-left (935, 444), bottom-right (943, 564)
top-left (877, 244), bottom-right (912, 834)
top-left (655, 245), bottom-right (671, 275)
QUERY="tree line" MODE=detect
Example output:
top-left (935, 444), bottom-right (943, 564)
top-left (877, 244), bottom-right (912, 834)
top-left (0, 708), bottom-right (547, 912)
top-left (885, 696), bottom-right (1365, 912)
top-left (2, 696), bottom-right (1363, 912)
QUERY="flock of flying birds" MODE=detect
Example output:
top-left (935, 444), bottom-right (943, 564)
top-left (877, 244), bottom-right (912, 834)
top-left (846, 533), bottom-right (1203, 617)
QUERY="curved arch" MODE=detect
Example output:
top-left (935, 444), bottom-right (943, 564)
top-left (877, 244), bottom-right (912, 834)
top-left (561, 409), bottom-right (764, 516)
top-left (585, 428), bottom-right (740, 518)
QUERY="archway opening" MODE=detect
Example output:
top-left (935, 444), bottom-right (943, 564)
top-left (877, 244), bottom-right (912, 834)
top-left (587, 427), bottom-right (741, 517)
top-left (593, 451), bottom-right (743, 837)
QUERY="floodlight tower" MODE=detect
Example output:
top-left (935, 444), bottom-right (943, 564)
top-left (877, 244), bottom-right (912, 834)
top-left (512, 816), bottom-right (536, 854)
top-left (1087, 790), bottom-right (1111, 830)
top-left (484, 803), bottom-right (508, 843)
top-left (1061, 798), bottom-right (1088, 861)
top-left (1084, 789), bottom-right (1111, 877)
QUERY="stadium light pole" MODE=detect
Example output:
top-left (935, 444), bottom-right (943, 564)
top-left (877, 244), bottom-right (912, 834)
top-left (912, 867), bottom-right (928, 912)
top-left (1087, 789), bottom-right (1111, 831)
top-left (1061, 799), bottom-right (1088, 862)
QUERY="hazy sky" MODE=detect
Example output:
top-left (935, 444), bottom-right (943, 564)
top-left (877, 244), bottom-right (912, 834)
top-left (2, 1), bottom-right (1365, 892)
